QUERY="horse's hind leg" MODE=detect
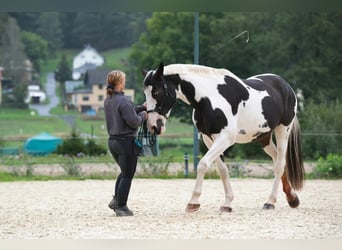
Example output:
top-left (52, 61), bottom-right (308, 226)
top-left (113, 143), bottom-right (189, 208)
top-left (281, 174), bottom-right (300, 208)
top-left (262, 128), bottom-right (299, 209)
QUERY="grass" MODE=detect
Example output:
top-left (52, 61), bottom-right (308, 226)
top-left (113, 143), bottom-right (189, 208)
top-left (0, 108), bottom-right (70, 140)
top-left (101, 47), bottom-right (132, 69)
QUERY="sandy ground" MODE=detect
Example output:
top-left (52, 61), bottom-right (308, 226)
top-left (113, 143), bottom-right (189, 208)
top-left (0, 178), bottom-right (341, 239)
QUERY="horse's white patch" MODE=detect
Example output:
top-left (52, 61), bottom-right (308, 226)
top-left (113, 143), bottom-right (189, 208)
top-left (246, 76), bottom-right (263, 82)
top-left (144, 85), bottom-right (157, 112)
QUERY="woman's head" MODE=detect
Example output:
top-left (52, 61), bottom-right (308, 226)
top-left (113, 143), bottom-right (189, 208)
top-left (106, 70), bottom-right (126, 95)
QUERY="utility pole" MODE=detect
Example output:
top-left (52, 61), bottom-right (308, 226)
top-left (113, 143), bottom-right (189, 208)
top-left (193, 12), bottom-right (200, 171)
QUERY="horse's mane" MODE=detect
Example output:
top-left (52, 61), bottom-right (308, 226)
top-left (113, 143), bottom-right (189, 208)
top-left (164, 64), bottom-right (234, 78)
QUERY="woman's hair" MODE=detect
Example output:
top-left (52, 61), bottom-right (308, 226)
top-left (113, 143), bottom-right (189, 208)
top-left (106, 70), bottom-right (126, 96)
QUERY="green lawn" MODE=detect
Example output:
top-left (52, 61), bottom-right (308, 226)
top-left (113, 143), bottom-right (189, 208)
top-left (0, 108), bottom-right (70, 137)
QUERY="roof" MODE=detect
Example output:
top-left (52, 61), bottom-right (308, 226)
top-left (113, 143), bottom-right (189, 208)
top-left (84, 68), bottom-right (111, 86)
top-left (65, 80), bottom-right (84, 94)
top-left (73, 45), bottom-right (104, 70)
top-left (72, 45), bottom-right (105, 80)
top-left (72, 62), bottom-right (98, 80)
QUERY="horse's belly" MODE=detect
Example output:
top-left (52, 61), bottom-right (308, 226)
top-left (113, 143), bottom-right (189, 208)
top-left (235, 119), bottom-right (271, 144)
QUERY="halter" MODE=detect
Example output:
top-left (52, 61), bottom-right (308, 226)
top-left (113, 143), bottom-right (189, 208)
top-left (146, 75), bottom-right (176, 119)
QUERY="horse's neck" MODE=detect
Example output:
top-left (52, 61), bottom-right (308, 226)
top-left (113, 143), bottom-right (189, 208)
top-left (166, 64), bottom-right (242, 107)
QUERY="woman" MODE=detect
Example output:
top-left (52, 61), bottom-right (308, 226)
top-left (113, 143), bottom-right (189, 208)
top-left (104, 70), bottom-right (148, 217)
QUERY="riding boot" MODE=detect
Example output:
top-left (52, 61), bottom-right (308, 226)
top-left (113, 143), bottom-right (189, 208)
top-left (115, 205), bottom-right (134, 217)
top-left (108, 196), bottom-right (118, 211)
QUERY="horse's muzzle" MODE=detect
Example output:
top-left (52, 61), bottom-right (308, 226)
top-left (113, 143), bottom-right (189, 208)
top-left (151, 125), bottom-right (161, 135)
top-left (150, 118), bottom-right (164, 135)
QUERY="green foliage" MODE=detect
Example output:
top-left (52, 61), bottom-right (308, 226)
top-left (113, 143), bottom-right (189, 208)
top-left (21, 31), bottom-right (48, 73)
top-left (56, 129), bottom-right (84, 156)
top-left (36, 12), bottom-right (63, 54)
top-left (312, 154), bottom-right (342, 179)
top-left (300, 100), bottom-right (342, 159)
top-left (54, 54), bottom-right (72, 83)
top-left (56, 129), bottom-right (106, 157)
top-left (84, 139), bottom-right (107, 156)
top-left (129, 12), bottom-right (341, 122)
top-left (1, 81), bottom-right (28, 109)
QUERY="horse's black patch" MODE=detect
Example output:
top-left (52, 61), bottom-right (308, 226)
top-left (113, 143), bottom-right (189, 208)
top-left (244, 75), bottom-right (296, 127)
top-left (218, 76), bottom-right (249, 115)
top-left (179, 81), bottom-right (228, 135)
top-left (193, 97), bottom-right (228, 136)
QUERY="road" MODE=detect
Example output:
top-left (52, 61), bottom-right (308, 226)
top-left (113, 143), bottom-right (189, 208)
top-left (29, 72), bottom-right (59, 116)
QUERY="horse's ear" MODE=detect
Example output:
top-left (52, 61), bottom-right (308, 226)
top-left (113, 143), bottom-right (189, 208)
top-left (155, 61), bottom-right (164, 79)
top-left (141, 68), bottom-right (148, 76)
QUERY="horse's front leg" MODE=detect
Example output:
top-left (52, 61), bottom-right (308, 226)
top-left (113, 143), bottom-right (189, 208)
top-left (185, 157), bottom-right (208, 213)
top-left (215, 157), bottom-right (234, 212)
top-left (186, 134), bottom-right (233, 213)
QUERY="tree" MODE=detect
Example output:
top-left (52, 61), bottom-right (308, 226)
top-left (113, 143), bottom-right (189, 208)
top-left (129, 12), bottom-right (198, 122)
top-left (36, 12), bottom-right (63, 55)
top-left (0, 14), bottom-right (30, 108)
top-left (54, 54), bottom-right (72, 103)
top-left (21, 31), bottom-right (48, 74)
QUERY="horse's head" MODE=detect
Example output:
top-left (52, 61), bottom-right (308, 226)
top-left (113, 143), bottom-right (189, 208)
top-left (142, 62), bottom-right (177, 135)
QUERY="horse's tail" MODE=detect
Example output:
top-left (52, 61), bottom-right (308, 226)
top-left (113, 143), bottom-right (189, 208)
top-left (286, 116), bottom-right (305, 190)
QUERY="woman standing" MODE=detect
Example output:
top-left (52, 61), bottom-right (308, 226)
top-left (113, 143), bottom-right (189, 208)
top-left (104, 70), bottom-right (147, 217)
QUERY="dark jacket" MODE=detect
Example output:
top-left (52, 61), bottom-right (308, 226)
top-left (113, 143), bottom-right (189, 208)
top-left (104, 92), bottom-right (147, 137)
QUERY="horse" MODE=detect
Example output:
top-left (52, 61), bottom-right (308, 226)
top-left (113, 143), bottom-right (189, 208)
top-left (142, 62), bottom-right (304, 213)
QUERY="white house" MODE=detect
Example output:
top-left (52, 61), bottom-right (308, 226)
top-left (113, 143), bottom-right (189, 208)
top-left (25, 85), bottom-right (46, 104)
top-left (72, 45), bottom-right (104, 80)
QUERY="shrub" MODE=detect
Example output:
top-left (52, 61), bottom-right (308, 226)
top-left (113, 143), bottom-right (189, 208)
top-left (85, 139), bottom-right (107, 156)
top-left (56, 129), bottom-right (106, 156)
top-left (313, 154), bottom-right (342, 179)
top-left (57, 130), bottom-right (84, 156)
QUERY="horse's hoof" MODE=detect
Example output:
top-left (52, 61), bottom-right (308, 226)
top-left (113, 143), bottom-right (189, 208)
top-left (263, 203), bottom-right (275, 210)
top-left (186, 203), bottom-right (200, 213)
top-left (219, 206), bottom-right (232, 213)
top-left (287, 195), bottom-right (300, 208)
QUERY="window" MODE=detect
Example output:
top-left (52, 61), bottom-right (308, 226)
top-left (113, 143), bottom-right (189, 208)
top-left (82, 96), bottom-right (89, 101)
top-left (98, 84), bottom-right (103, 90)
top-left (98, 95), bottom-right (103, 101)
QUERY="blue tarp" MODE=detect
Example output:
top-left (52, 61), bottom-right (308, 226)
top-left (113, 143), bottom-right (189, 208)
top-left (24, 132), bottom-right (62, 155)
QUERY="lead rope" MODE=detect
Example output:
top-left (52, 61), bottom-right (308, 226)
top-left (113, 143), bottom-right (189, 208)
top-left (137, 120), bottom-right (157, 148)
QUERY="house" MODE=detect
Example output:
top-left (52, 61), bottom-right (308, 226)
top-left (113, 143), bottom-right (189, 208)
top-left (64, 80), bottom-right (84, 110)
top-left (68, 68), bottom-right (135, 113)
top-left (25, 85), bottom-right (46, 104)
top-left (72, 45), bottom-right (104, 80)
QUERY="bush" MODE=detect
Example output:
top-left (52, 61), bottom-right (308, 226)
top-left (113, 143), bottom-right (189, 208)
top-left (56, 130), bottom-right (84, 156)
top-left (85, 139), bottom-right (107, 156)
top-left (312, 154), bottom-right (342, 179)
top-left (300, 100), bottom-right (342, 159)
top-left (57, 129), bottom-right (107, 156)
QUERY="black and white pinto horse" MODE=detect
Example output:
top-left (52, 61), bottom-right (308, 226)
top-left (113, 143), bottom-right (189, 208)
top-left (143, 62), bottom-right (304, 212)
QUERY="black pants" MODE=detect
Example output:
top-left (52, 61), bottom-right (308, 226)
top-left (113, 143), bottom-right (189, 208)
top-left (108, 137), bottom-right (138, 207)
